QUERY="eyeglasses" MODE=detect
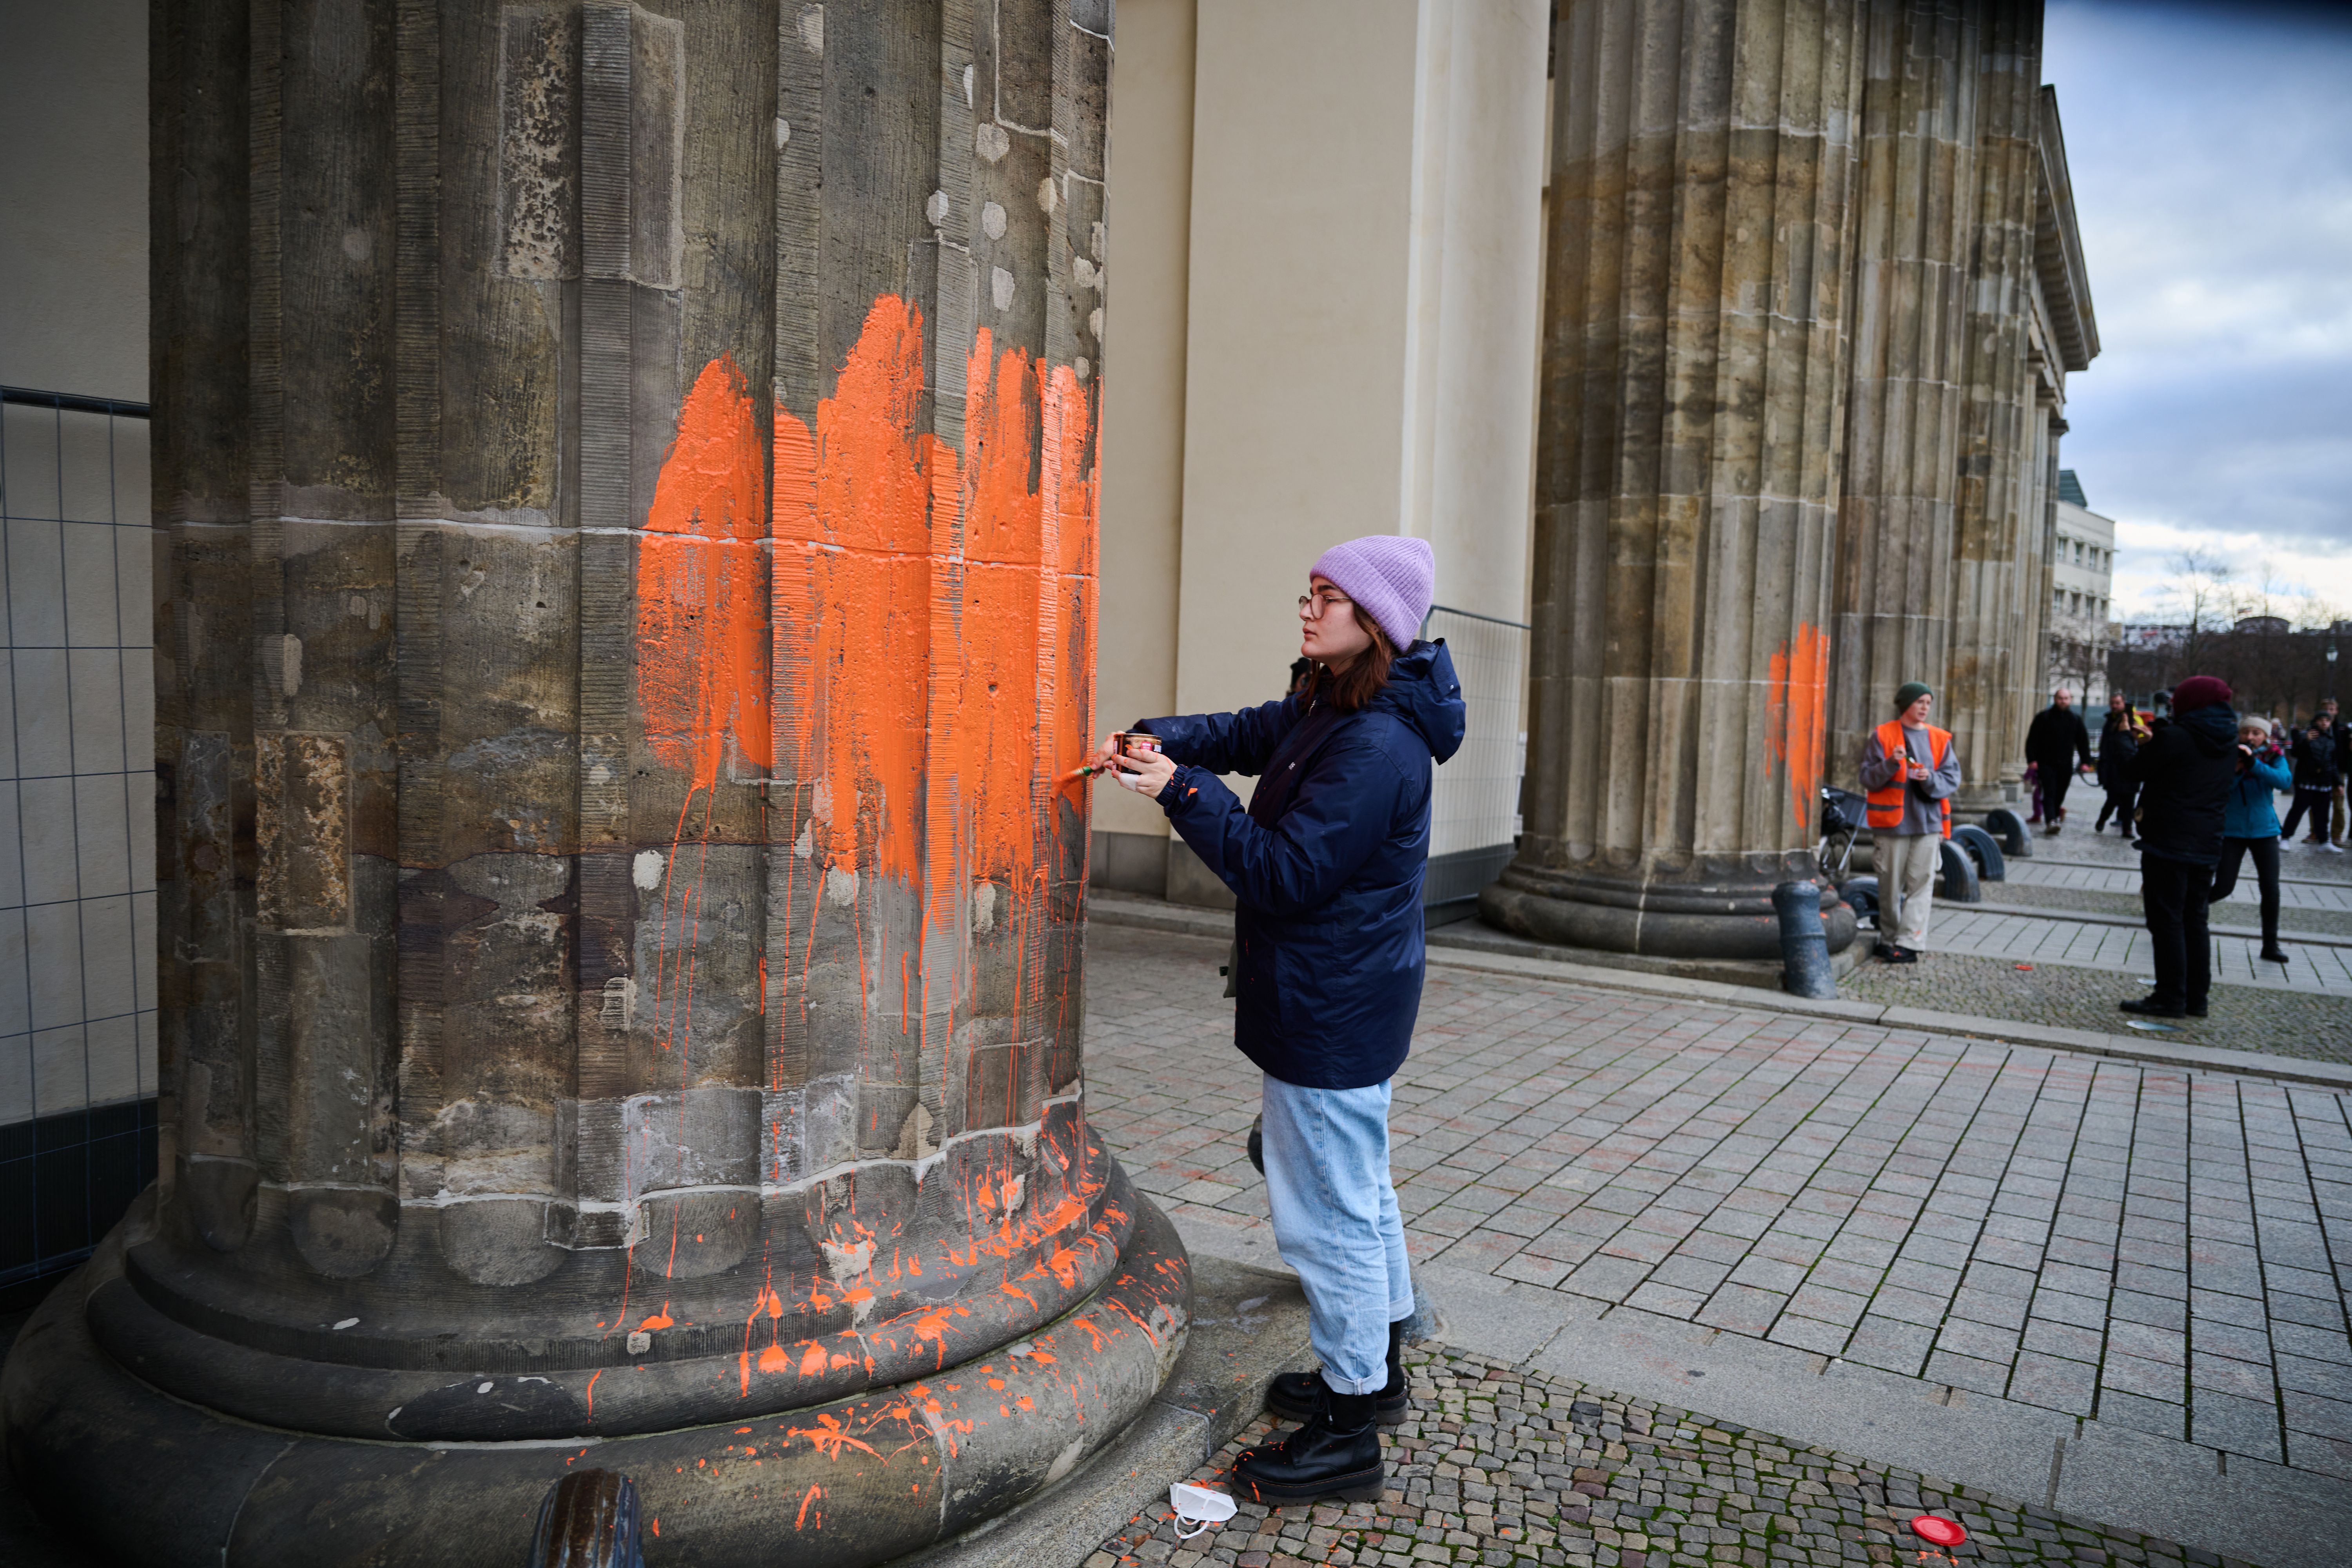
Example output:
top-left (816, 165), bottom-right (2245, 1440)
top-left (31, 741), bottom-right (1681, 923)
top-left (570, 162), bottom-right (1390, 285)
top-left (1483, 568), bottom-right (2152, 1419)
top-left (1298, 591), bottom-right (1353, 619)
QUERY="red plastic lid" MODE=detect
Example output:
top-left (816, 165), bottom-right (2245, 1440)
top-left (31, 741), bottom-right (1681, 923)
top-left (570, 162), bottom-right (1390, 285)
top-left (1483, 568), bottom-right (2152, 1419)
top-left (1910, 1515), bottom-right (1967, 1546)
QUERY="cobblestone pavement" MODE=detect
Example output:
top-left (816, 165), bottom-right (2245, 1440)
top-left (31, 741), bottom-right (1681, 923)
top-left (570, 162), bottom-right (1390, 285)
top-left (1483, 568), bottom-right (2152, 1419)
top-left (1839, 952), bottom-right (2352, 1062)
top-left (1085, 1347), bottom-right (2246, 1568)
top-left (2005, 857), bottom-right (2352, 914)
top-left (1918, 907), bottom-right (2352, 993)
top-left (1085, 926), bottom-right (2352, 1480)
top-left (1965, 882), bottom-right (2352, 940)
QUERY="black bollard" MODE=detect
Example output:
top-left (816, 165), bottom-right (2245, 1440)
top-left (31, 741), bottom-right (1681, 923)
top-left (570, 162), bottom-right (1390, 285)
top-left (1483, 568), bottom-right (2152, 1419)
top-left (1773, 881), bottom-right (1837, 999)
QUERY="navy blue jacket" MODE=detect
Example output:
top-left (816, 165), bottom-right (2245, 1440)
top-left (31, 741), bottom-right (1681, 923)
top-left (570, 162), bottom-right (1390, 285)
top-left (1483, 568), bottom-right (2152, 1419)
top-left (1137, 641), bottom-right (1466, 1090)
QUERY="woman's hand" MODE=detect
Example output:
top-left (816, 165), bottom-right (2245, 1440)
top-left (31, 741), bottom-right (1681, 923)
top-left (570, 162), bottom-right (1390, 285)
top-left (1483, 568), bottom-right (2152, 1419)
top-left (1113, 746), bottom-right (1178, 800)
top-left (1092, 731), bottom-right (1123, 771)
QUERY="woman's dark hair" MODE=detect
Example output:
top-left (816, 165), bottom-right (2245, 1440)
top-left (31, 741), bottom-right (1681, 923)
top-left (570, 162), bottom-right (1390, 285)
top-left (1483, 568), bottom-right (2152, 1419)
top-left (1308, 618), bottom-right (1398, 714)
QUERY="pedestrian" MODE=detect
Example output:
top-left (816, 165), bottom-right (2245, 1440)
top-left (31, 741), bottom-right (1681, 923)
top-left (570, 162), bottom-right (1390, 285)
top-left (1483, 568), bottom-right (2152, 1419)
top-left (2281, 710), bottom-right (2340, 852)
top-left (2213, 715), bottom-right (2291, 968)
top-left (2328, 697), bottom-right (2347, 848)
top-left (1857, 681), bottom-right (1961, 964)
top-left (2025, 689), bottom-right (2094, 836)
top-left (2122, 675), bottom-right (2240, 1019)
top-left (2094, 692), bottom-right (2149, 834)
top-left (1100, 534), bottom-right (1464, 1505)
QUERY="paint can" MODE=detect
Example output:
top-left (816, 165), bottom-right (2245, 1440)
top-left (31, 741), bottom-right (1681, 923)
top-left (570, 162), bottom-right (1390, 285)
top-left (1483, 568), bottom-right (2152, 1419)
top-left (1117, 731), bottom-right (1164, 760)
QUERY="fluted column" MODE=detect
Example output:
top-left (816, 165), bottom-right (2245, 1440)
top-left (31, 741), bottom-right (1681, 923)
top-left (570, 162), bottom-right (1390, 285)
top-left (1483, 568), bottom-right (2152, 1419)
top-left (1482, 0), bottom-right (1866, 963)
top-left (1826, 0), bottom-right (1979, 775)
top-left (4, 5), bottom-right (1185, 1564)
top-left (1944, 0), bottom-right (2042, 807)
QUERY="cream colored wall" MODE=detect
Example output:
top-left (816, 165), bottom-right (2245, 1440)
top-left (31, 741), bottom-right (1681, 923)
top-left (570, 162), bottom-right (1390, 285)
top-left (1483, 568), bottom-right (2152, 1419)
top-left (1093, 0), bottom-right (1198, 842)
top-left (0, 0), bottom-right (148, 397)
top-left (1171, 0), bottom-right (1424, 739)
top-left (1089, 0), bottom-right (1547, 892)
top-left (1398, 0), bottom-right (1549, 624)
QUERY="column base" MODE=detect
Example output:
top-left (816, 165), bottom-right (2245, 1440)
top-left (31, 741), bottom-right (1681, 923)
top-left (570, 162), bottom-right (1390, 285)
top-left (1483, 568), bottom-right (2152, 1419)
top-left (0, 1179), bottom-right (1192, 1568)
top-left (1479, 859), bottom-right (1858, 963)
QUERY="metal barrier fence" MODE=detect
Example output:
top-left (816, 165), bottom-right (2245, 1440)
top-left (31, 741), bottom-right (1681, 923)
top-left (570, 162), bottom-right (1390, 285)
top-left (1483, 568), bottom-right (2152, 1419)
top-left (1421, 603), bottom-right (1529, 911)
top-left (0, 385), bottom-right (158, 1297)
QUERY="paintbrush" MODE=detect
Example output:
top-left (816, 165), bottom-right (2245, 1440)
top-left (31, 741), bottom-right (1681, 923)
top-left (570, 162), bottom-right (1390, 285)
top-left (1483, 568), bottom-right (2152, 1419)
top-left (1054, 762), bottom-right (1115, 786)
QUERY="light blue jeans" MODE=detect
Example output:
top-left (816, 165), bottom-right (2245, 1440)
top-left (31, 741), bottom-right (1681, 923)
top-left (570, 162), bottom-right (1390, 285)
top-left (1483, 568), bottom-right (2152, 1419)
top-left (1259, 1072), bottom-right (1414, 1395)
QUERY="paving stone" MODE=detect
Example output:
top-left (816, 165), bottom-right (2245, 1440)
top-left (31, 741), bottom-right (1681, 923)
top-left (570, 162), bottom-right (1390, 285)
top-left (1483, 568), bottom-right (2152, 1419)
top-left (1083, 922), bottom-right (2352, 1495)
top-left (2190, 1390), bottom-right (2286, 1462)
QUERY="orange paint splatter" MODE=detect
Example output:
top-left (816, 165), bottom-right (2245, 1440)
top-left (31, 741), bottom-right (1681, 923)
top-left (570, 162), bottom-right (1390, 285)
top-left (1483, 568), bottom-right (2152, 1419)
top-left (1767, 625), bottom-right (1831, 833)
top-left (796, 1484), bottom-right (823, 1530)
top-left (638, 356), bottom-right (772, 792)
top-left (759, 1343), bottom-right (791, 1373)
top-left (639, 1305), bottom-right (675, 1332)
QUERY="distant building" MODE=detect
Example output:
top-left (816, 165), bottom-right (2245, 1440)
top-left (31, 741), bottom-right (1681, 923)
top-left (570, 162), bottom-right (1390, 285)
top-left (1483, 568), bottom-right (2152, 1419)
top-left (2049, 469), bottom-right (2118, 706)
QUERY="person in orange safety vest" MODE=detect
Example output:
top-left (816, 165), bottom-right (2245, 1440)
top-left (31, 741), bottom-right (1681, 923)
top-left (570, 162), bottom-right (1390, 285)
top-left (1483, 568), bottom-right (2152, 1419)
top-left (1857, 681), bottom-right (1962, 964)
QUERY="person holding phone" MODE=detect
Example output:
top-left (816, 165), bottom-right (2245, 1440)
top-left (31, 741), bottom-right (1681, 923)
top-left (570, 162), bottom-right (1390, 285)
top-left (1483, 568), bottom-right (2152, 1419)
top-left (1096, 535), bottom-right (1464, 1506)
top-left (2214, 717), bottom-right (2292, 966)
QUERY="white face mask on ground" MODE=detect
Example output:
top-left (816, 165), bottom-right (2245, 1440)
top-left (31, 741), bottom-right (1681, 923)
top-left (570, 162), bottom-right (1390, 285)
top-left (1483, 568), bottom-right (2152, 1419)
top-left (1169, 1481), bottom-right (1236, 1539)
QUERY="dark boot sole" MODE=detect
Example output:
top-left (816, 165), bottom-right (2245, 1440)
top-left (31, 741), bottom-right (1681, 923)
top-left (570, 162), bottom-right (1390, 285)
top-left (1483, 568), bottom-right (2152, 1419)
top-left (1236, 1462), bottom-right (1386, 1506)
top-left (1265, 1385), bottom-right (1410, 1427)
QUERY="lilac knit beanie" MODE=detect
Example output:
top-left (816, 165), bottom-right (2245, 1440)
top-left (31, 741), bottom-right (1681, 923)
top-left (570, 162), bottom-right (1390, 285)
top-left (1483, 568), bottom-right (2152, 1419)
top-left (1310, 534), bottom-right (1434, 650)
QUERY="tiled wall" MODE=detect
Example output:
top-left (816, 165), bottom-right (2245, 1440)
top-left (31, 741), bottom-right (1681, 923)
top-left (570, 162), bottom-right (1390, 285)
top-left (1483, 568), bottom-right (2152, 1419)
top-left (0, 394), bottom-right (157, 1289)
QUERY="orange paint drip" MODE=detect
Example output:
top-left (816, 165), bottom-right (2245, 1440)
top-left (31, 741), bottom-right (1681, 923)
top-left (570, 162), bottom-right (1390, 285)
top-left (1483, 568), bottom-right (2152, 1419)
top-left (638, 356), bottom-right (772, 792)
top-left (639, 1304), bottom-right (675, 1332)
top-left (1767, 624), bottom-right (1831, 833)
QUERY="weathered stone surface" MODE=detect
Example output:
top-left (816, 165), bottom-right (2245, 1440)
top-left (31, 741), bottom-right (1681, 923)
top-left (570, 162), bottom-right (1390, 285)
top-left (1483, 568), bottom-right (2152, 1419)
top-left (7, 3), bottom-right (1161, 1562)
top-left (1828, 0), bottom-right (1982, 772)
top-left (1945, 0), bottom-right (2046, 807)
top-left (1488, 0), bottom-right (1867, 961)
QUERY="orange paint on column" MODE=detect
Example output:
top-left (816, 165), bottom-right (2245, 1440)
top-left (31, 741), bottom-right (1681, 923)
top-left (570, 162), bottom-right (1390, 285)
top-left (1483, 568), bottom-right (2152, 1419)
top-left (638, 356), bottom-right (772, 792)
top-left (1767, 625), bottom-right (1831, 833)
top-left (959, 328), bottom-right (1045, 903)
top-left (773, 298), bottom-right (935, 886)
top-left (1040, 364), bottom-right (1101, 849)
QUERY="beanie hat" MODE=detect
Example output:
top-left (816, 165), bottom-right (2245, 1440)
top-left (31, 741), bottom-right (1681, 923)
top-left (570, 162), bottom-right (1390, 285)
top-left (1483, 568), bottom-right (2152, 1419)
top-left (2171, 675), bottom-right (2233, 713)
top-left (1310, 535), bottom-right (1435, 651)
top-left (1894, 681), bottom-right (1933, 712)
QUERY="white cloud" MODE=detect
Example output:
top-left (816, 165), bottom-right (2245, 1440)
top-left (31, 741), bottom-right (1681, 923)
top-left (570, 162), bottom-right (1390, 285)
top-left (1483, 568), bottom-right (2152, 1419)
top-left (2045, 1), bottom-right (2352, 582)
top-left (2107, 517), bottom-right (2352, 622)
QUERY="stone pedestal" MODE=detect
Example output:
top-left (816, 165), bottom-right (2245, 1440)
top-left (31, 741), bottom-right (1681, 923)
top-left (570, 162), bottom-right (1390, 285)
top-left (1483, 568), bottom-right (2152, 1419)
top-left (1827, 0), bottom-right (1980, 779)
top-left (1483, 0), bottom-right (1866, 963)
top-left (1, 5), bottom-right (1183, 1564)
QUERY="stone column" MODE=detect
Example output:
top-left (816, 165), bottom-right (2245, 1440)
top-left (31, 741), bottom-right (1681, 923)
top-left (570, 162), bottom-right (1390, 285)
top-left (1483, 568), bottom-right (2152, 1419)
top-left (1944, 0), bottom-right (2042, 809)
top-left (1826, 0), bottom-right (1979, 777)
top-left (4, 4), bottom-right (1185, 1564)
top-left (1481, 0), bottom-right (1866, 965)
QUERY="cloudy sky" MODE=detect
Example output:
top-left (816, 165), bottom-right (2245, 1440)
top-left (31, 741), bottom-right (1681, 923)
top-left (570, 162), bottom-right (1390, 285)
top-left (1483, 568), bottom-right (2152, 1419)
top-left (2043, 0), bottom-right (2352, 622)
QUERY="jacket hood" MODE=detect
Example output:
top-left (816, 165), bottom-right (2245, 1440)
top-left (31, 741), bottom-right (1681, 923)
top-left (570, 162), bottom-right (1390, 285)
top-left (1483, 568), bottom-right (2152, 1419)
top-left (2179, 704), bottom-right (2239, 755)
top-left (1371, 640), bottom-right (1467, 765)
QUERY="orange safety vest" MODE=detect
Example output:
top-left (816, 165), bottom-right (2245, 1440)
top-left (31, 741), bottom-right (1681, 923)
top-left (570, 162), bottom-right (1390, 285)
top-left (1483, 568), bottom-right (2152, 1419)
top-left (1867, 720), bottom-right (1952, 838)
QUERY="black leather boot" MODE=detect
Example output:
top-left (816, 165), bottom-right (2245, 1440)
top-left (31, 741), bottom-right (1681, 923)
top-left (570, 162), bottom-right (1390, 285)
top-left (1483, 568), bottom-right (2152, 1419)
top-left (1265, 1320), bottom-right (1408, 1425)
top-left (1233, 1390), bottom-right (1385, 1505)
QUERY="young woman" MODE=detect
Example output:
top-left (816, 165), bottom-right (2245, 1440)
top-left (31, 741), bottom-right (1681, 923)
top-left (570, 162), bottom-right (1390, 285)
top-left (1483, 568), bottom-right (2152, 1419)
top-left (2215, 715), bottom-right (2292, 966)
top-left (1098, 535), bottom-right (1464, 1506)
